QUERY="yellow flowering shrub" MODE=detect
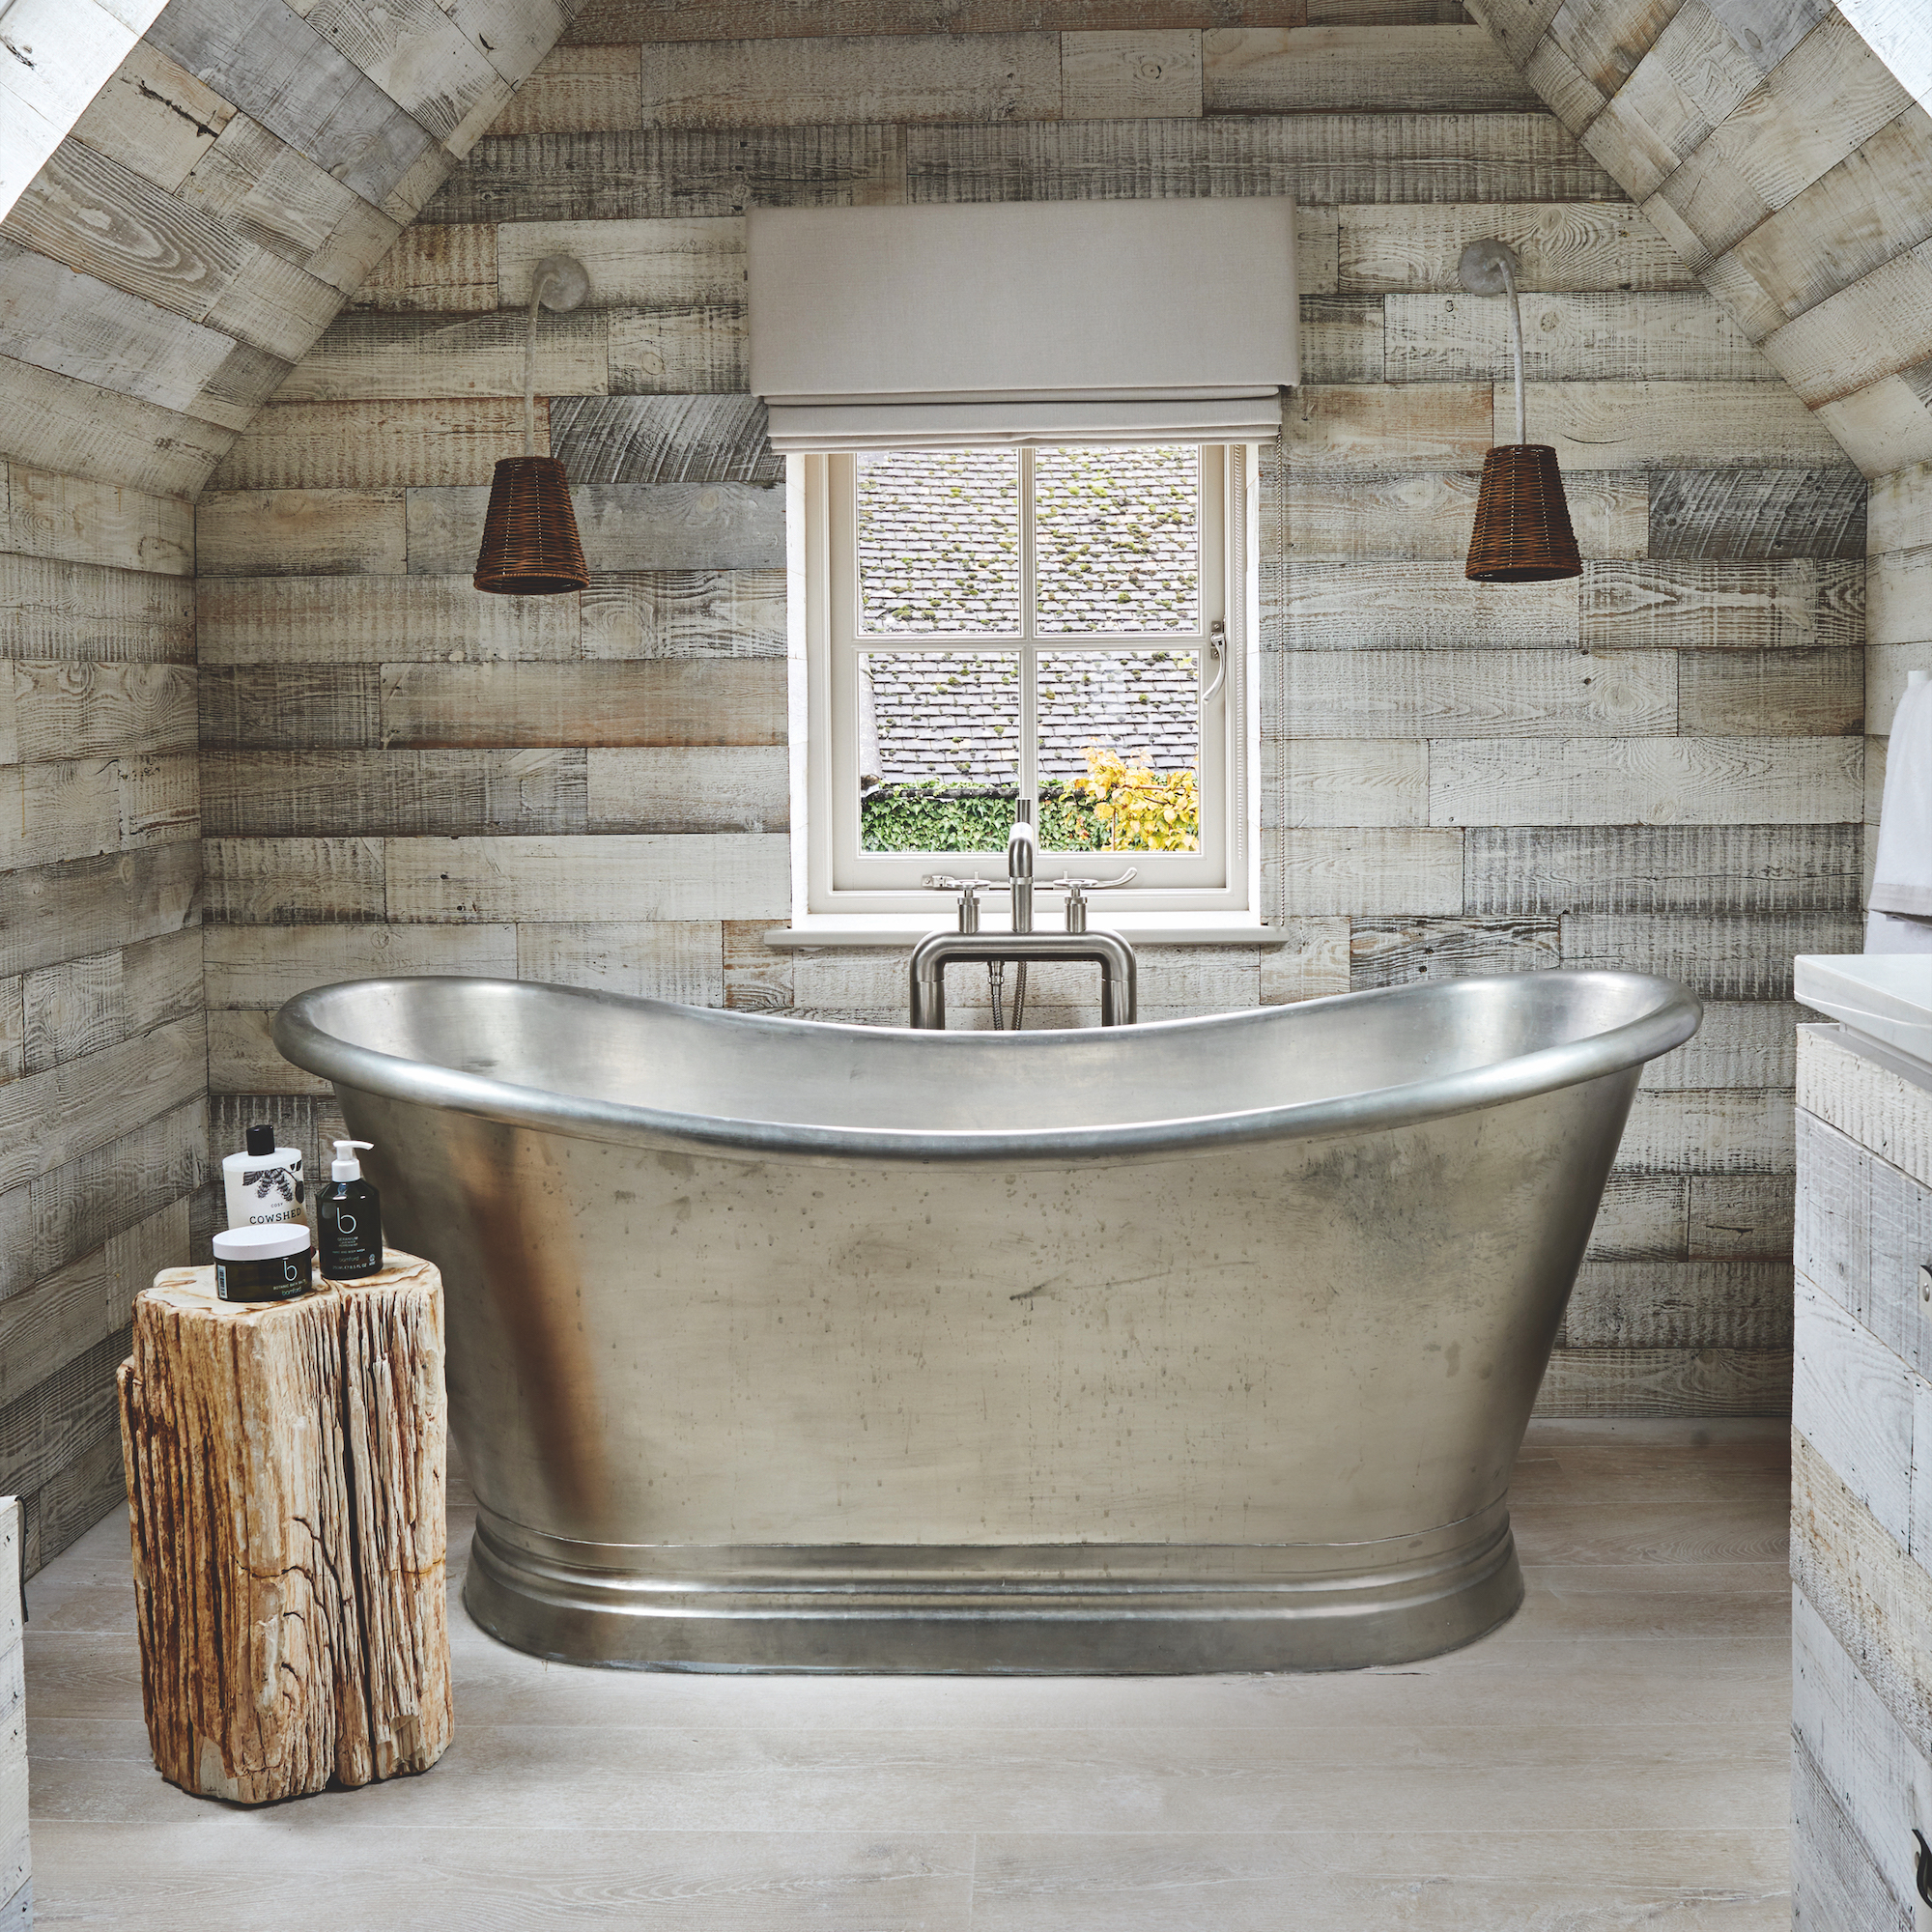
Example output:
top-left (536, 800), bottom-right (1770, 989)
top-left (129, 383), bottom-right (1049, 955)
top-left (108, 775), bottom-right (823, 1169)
top-left (1074, 746), bottom-right (1200, 853)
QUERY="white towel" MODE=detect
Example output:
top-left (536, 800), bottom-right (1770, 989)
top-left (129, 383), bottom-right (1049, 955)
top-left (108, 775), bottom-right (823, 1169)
top-left (1869, 674), bottom-right (1932, 954)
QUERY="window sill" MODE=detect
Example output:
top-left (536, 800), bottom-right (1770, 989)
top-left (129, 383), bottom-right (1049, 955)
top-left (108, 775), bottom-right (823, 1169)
top-left (765, 915), bottom-right (1288, 951)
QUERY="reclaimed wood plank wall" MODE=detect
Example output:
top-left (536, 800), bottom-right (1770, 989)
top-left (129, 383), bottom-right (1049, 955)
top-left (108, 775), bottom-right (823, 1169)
top-left (196, 0), bottom-right (1885, 1425)
top-left (1791, 1025), bottom-right (1932, 1926)
top-left (1468, 0), bottom-right (1932, 884)
top-left (0, 0), bottom-right (568, 1580)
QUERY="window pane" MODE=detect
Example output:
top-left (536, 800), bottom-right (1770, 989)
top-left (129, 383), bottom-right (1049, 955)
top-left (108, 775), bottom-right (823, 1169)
top-left (859, 651), bottom-right (1020, 852)
top-left (1034, 444), bottom-right (1199, 635)
top-left (857, 449), bottom-right (1020, 635)
top-left (1037, 650), bottom-right (1200, 854)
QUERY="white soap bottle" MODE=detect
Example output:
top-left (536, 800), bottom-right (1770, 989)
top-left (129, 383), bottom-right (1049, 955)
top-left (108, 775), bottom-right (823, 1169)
top-left (222, 1122), bottom-right (306, 1231)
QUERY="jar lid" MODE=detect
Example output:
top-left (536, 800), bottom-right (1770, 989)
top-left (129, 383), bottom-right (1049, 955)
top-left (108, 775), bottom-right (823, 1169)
top-left (213, 1225), bottom-right (310, 1261)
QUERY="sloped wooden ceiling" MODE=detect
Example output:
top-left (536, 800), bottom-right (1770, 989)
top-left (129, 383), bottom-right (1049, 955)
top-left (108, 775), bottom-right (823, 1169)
top-left (0, 0), bottom-right (580, 505)
top-left (1466, 0), bottom-right (1932, 479)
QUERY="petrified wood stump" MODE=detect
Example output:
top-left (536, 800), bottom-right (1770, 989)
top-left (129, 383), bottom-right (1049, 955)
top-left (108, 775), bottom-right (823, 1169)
top-left (117, 1251), bottom-right (451, 1804)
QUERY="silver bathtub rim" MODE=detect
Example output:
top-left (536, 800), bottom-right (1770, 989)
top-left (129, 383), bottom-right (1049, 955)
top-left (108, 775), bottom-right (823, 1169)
top-left (273, 969), bottom-right (1699, 1166)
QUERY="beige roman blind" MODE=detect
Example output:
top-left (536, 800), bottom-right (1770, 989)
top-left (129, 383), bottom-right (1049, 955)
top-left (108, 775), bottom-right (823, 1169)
top-left (747, 199), bottom-right (1297, 452)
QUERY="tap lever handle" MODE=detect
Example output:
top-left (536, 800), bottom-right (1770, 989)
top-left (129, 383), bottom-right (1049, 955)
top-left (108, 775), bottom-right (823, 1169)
top-left (1042, 869), bottom-right (1138, 892)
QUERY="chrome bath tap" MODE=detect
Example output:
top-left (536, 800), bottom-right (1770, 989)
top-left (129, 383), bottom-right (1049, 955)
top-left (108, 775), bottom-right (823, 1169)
top-left (910, 803), bottom-right (1138, 1029)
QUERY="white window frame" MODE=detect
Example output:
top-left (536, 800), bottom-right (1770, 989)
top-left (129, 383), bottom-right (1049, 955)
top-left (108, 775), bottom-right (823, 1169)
top-left (781, 444), bottom-right (1264, 943)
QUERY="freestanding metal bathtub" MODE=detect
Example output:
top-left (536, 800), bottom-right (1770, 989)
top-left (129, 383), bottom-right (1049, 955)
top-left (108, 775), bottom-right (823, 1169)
top-left (273, 969), bottom-right (1698, 1674)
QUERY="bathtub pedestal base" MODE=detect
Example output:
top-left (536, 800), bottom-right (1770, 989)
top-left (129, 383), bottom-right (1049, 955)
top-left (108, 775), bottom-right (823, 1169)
top-left (464, 1502), bottom-right (1523, 1674)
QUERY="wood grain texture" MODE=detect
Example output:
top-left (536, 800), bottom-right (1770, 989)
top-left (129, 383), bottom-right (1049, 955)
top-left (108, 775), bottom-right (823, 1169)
top-left (1647, 468), bottom-right (1865, 560)
top-left (350, 223), bottom-right (499, 313)
top-left (1560, 910), bottom-right (1859, 999)
top-left (1816, 376), bottom-right (1932, 482)
top-left (1266, 827), bottom-right (1463, 917)
top-left (495, 214), bottom-right (745, 309)
top-left (902, 115), bottom-right (1620, 206)
top-left (68, 41), bottom-right (239, 197)
top-left (120, 1256), bottom-right (451, 1803)
top-left (1347, 915), bottom-right (1558, 988)
top-left (201, 838), bottom-right (388, 925)
top-left (11, 662), bottom-right (198, 764)
top-left (514, 921), bottom-right (727, 1004)
top-left (1204, 26), bottom-right (1540, 114)
top-left (144, 0), bottom-right (438, 209)
top-left (1520, 380), bottom-right (1848, 467)
top-left (1566, 1259), bottom-right (1792, 1349)
top-left (196, 491), bottom-right (409, 578)
top-left (580, 569), bottom-right (784, 658)
top-left (199, 666), bottom-right (382, 750)
top-left (1427, 735), bottom-right (1863, 828)
top-left (1062, 31), bottom-right (1203, 121)
top-left (548, 396), bottom-right (779, 487)
top-left (1792, 1275), bottom-right (1916, 1548)
top-left (641, 33), bottom-right (1062, 129)
top-left (1282, 469), bottom-right (1647, 560)
top-left (585, 746), bottom-right (789, 832)
top-left (0, 355), bottom-right (231, 500)
top-left (486, 43), bottom-right (642, 138)
top-left (2, 464), bottom-right (193, 578)
top-left (201, 749), bottom-right (588, 836)
top-left (1276, 558), bottom-right (1578, 646)
top-left (1268, 739), bottom-right (1428, 826)
top-left (1282, 384), bottom-right (1494, 470)
top-left (208, 400), bottom-right (542, 492)
top-left (1760, 235), bottom-right (1932, 409)
top-left (1336, 199), bottom-right (1696, 293)
top-left (383, 833), bottom-right (789, 922)
top-left (197, 572), bottom-right (582, 666)
top-left (1799, 1025), bottom-right (1932, 1194)
top-left (424, 127), bottom-right (909, 226)
top-left (1676, 646), bottom-right (1863, 737)
top-left (300, 0), bottom-right (507, 151)
top-left (177, 110), bottom-right (371, 278)
top-left (203, 923), bottom-right (516, 1009)
top-left (273, 310), bottom-right (608, 403)
top-left (0, 557), bottom-right (194, 664)
top-left (1532, 1346), bottom-right (1791, 1414)
top-left (380, 661), bottom-right (784, 747)
top-left (568, 0), bottom-right (1308, 37)
top-left (0, 842), bottom-right (200, 981)
top-left (1589, 557), bottom-right (1861, 660)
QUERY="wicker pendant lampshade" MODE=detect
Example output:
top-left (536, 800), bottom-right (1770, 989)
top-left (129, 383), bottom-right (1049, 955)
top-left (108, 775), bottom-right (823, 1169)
top-left (475, 254), bottom-right (591, 597)
top-left (1459, 241), bottom-right (1581, 584)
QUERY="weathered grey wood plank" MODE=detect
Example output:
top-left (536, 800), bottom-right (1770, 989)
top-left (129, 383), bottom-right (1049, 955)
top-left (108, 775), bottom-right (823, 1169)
top-left (350, 223), bottom-right (499, 313)
top-left (201, 838), bottom-right (388, 925)
top-left (422, 127), bottom-right (908, 226)
top-left (1816, 374), bottom-right (1932, 482)
top-left (272, 310), bottom-right (609, 403)
top-left (1585, 1175), bottom-right (1688, 1261)
top-left (1795, 1110), bottom-right (1870, 1320)
top-left (12, 663), bottom-right (198, 764)
top-left (0, 356), bottom-right (231, 500)
top-left (585, 747), bottom-right (789, 832)
top-left (21, 952), bottom-right (125, 1078)
top-left (145, 0), bottom-right (438, 208)
top-left (1676, 646), bottom-right (1863, 737)
top-left (1689, 1172), bottom-right (1793, 1260)
top-left (200, 749), bottom-right (589, 837)
top-left (0, 138), bottom-right (248, 325)
top-left (1647, 468), bottom-right (1865, 561)
top-left (1267, 827), bottom-right (1463, 917)
top-left (68, 41), bottom-right (239, 196)
top-left (1542, 0), bottom-right (1683, 101)
top-left (1760, 236), bottom-right (1932, 410)
top-left (1347, 916), bottom-right (1558, 989)
top-left (1791, 1428), bottom-right (1932, 1766)
top-left (496, 215), bottom-right (745, 310)
top-left (1336, 199), bottom-right (1695, 293)
top-left (724, 917), bottom-right (792, 1011)
top-left (1700, 0), bottom-right (1831, 74)
top-left (206, 1007), bottom-right (333, 1095)
top-left (302, 0), bottom-right (508, 151)
top-left (1790, 1625), bottom-right (1915, 1932)
top-left (486, 44), bottom-right (642, 138)
top-left (548, 396), bottom-right (778, 486)
top-left (1640, 1000), bottom-right (1803, 1093)
top-left (1204, 25), bottom-right (1539, 114)
top-left (1386, 290), bottom-right (1769, 382)
top-left (380, 661), bottom-right (785, 747)
top-left (0, 1328), bottom-right (133, 1517)
top-left (1532, 1345), bottom-right (1791, 1415)
top-left (2, 464), bottom-right (193, 577)
top-left (1061, 30), bottom-right (1203, 121)
top-left (1427, 735), bottom-right (1863, 828)
top-left (404, 481), bottom-right (784, 573)
top-left (202, 247), bottom-right (370, 367)
top-left (209, 400), bottom-right (540, 492)
top-left (1463, 823), bottom-right (1861, 914)
top-left (197, 572), bottom-right (582, 666)
top-left (1281, 469), bottom-right (1646, 561)
top-left (514, 922), bottom-right (727, 1005)
top-left (568, 0), bottom-right (1309, 37)
top-left (1266, 739), bottom-right (1427, 827)
top-left (1560, 911), bottom-right (1861, 999)
top-left (1869, 543), bottom-right (1932, 648)
top-left (1566, 1260), bottom-right (1792, 1349)
top-left (1281, 384), bottom-right (1493, 470)
top-left (1523, 379), bottom-right (1849, 467)
top-left (383, 833), bottom-right (789, 922)
top-left (578, 570), bottom-right (783, 659)
top-left (194, 340), bottom-right (298, 432)
top-left (203, 924), bottom-right (515, 1011)
top-left (0, 557), bottom-right (194, 664)
top-left (606, 303), bottom-right (748, 394)
top-left (196, 491), bottom-right (409, 579)
top-left (0, 843), bottom-right (199, 981)
top-left (1718, 103), bottom-right (1932, 336)
top-left (1793, 1275), bottom-right (1916, 1547)
top-left (903, 115), bottom-right (1621, 206)
top-left (177, 109), bottom-right (369, 276)
top-left (0, 1014), bottom-right (206, 1194)
top-left (1282, 647), bottom-right (1675, 736)
top-left (0, 242), bottom-right (239, 419)
top-left (1276, 557), bottom-right (1579, 647)
top-left (641, 33), bottom-right (1062, 129)
top-left (199, 667), bottom-right (382, 750)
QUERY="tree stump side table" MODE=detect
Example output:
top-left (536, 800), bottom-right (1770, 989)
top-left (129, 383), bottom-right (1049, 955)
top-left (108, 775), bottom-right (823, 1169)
top-left (117, 1250), bottom-right (452, 1804)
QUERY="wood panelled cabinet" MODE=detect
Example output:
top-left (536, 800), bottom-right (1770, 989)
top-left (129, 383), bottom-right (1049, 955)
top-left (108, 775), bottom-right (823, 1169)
top-left (1792, 1023), bottom-right (1932, 1929)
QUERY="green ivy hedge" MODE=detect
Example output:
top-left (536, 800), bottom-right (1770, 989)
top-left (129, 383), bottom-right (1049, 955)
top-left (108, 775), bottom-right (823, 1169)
top-left (860, 781), bottom-right (1110, 853)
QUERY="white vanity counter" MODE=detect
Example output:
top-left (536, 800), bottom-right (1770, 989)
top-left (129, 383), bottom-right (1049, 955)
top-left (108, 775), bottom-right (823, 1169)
top-left (1795, 953), bottom-right (1932, 1076)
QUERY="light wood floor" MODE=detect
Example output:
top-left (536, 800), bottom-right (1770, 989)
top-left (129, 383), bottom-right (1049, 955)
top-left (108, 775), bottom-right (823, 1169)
top-left (22, 1419), bottom-right (1791, 1929)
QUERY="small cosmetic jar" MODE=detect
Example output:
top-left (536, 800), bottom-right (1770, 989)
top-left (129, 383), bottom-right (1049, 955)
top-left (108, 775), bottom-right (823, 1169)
top-left (213, 1224), bottom-right (314, 1303)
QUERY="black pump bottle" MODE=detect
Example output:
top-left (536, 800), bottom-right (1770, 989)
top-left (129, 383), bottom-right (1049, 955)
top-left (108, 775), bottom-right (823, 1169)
top-left (317, 1138), bottom-right (384, 1280)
